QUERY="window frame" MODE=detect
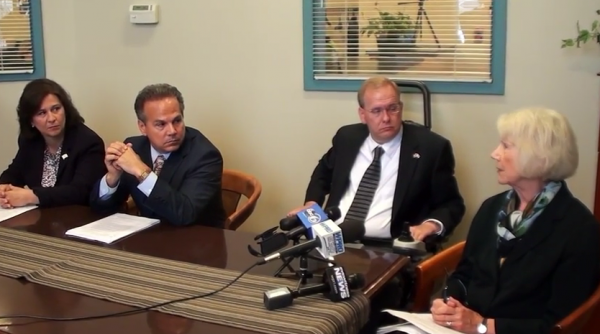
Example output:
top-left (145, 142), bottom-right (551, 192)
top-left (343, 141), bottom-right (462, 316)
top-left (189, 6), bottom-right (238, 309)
top-left (302, 0), bottom-right (507, 95)
top-left (0, 0), bottom-right (45, 82)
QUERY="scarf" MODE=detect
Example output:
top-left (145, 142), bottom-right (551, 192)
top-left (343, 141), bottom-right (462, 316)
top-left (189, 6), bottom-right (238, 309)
top-left (496, 181), bottom-right (562, 257)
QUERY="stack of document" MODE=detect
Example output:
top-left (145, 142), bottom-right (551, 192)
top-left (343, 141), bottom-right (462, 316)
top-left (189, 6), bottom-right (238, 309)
top-left (0, 205), bottom-right (37, 223)
top-left (377, 310), bottom-right (462, 334)
top-left (65, 213), bottom-right (160, 244)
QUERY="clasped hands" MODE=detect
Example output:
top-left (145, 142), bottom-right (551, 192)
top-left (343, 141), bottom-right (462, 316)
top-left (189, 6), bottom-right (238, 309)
top-left (104, 142), bottom-right (149, 183)
top-left (0, 184), bottom-right (37, 209)
top-left (430, 297), bottom-right (484, 334)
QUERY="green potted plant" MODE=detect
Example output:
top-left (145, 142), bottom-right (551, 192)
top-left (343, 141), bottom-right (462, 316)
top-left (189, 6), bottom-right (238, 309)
top-left (561, 10), bottom-right (600, 48)
top-left (361, 10), bottom-right (416, 55)
top-left (324, 37), bottom-right (342, 73)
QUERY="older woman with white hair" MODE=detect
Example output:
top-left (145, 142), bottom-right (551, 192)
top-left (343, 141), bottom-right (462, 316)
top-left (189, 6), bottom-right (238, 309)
top-left (430, 107), bottom-right (600, 334)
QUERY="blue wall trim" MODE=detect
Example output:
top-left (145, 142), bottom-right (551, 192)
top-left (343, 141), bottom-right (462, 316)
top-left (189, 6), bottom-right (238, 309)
top-left (0, 0), bottom-right (46, 83)
top-left (303, 0), bottom-right (507, 95)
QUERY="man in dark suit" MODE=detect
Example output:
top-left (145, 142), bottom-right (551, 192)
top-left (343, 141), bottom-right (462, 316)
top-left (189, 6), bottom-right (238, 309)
top-left (289, 76), bottom-right (465, 242)
top-left (89, 83), bottom-right (226, 228)
top-left (295, 76), bottom-right (465, 334)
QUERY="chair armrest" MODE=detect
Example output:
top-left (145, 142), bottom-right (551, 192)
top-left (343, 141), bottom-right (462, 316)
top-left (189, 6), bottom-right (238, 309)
top-left (423, 234), bottom-right (450, 254)
top-left (552, 282), bottom-right (600, 334)
top-left (411, 241), bottom-right (465, 312)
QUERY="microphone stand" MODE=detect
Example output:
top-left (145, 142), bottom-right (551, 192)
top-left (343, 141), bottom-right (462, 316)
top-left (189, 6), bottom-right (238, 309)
top-left (273, 237), bottom-right (335, 288)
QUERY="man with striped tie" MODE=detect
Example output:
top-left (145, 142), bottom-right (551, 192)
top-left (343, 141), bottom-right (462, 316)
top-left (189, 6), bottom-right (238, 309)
top-left (289, 76), bottom-right (465, 246)
top-left (291, 76), bottom-right (466, 331)
top-left (90, 83), bottom-right (226, 228)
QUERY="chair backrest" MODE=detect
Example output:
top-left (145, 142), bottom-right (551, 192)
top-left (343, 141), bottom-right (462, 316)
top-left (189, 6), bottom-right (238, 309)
top-left (394, 80), bottom-right (432, 129)
top-left (412, 241), bottom-right (465, 312)
top-left (221, 169), bottom-right (262, 230)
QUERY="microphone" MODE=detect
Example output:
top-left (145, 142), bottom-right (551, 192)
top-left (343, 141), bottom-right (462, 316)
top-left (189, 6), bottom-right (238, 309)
top-left (284, 206), bottom-right (342, 241)
top-left (248, 206), bottom-right (341, 257)
top-left (256, 220), bottom-right (365, 265)
top-left (280, 205), bottom-right (341, 233)
top-left (263, 268), bottom-right (365, 310)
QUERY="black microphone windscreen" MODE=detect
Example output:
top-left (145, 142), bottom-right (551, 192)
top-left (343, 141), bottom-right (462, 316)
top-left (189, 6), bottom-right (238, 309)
top-left (279, 216), bottom-right (299, 231)
top-left (348, 273), bottom-right (366, 289)
top-left (338, 220), bottom-right (365, 243)
top-left (325, 207), bottom-right (342, 222)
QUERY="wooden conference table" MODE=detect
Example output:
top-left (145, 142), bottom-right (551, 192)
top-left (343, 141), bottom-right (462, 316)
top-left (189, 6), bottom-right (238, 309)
top-left (0, 206), bottom-right (408, 334)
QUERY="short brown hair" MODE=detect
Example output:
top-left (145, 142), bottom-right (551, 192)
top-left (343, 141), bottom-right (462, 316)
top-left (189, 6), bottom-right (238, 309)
top-left (357, 76), bottom-right (399, 108)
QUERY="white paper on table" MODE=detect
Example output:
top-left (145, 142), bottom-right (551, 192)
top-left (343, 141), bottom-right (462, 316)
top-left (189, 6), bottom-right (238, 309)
top-left (380, 310), bottom-right (463, 334)
top-left (0, 205), bottom-right (37, 223)
top-left (377, 323), bottom-right (428, 334)
top-left (65, 213), bottom-right (159, 244)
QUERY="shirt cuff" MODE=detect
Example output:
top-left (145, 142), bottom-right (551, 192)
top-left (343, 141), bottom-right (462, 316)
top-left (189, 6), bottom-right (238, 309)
top-left (136, 172), bottom-right (158, 197)
top-left (99, 175), bottom-right (119, 200)
top-left (422, 219), bottom-right (444, 235)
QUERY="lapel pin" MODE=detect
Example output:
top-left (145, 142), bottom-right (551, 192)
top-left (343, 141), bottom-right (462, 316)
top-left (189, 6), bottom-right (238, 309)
top-left (61, 154), bottom-right (68, 160)
top-left (413, 153), bottom-right (420, 159)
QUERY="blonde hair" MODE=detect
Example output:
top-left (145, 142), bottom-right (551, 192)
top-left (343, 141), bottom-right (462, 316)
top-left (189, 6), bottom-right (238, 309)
top-left (357, 76), bottom-right (399, 108)
top-left (497, 107), bottom-right (578, 181)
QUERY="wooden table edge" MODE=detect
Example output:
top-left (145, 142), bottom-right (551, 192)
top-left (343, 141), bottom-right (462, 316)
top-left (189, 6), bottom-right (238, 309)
top-left (363, 255), bottom-right (409, 299)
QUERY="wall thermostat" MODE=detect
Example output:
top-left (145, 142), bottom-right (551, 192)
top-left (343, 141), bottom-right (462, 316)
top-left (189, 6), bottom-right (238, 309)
top-left (129, 4), bottom-right (159, 24)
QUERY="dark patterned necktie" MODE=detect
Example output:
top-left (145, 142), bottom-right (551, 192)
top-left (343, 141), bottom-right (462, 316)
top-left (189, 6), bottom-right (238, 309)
top-left (153, 155), bottom-right (165, 176)
top-left (345, 146), bottom-right (384, 222)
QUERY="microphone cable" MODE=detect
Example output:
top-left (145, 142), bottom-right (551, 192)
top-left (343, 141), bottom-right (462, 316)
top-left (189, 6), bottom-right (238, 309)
top-left (0, 262), bottom-right (257, 322)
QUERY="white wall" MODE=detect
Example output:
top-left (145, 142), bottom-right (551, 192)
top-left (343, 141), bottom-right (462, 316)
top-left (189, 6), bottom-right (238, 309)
top-left (0, 0), bottom-right (599, 243)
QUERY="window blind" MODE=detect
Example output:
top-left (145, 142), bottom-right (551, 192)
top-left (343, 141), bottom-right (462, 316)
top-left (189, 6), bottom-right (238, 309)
top-left (311, 0), bottom-right (493, 82)
top-left (0, 0), bottom-right (33, 74)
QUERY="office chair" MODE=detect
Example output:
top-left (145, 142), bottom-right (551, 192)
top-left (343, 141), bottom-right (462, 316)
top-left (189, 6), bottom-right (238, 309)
top-left (394, 80), bottom-right (433, 130)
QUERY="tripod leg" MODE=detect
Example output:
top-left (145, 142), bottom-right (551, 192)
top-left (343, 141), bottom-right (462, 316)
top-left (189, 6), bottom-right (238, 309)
top-left (305, 254), bottom-right (335, 264)
top-left (273, 257), bottom-right (296, 277)
top-left (416, 9), bottom-right (424, 39)
top-left (296, 276), bottom-right (306, 290)
top-left (423, 11), bottom-right (440, 47)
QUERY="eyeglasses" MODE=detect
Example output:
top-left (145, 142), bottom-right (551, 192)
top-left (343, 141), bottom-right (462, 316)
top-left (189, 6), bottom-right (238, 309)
top-left (367, 103), bottom-right (402, 116)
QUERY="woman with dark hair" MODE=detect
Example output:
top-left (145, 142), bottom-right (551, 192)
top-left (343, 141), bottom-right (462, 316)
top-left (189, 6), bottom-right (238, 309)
top-left (0, 78), bottom-right (106, 208)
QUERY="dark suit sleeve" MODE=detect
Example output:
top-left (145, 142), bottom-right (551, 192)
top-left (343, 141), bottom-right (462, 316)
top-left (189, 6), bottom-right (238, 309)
top-left (31, 136), bottom-right (107, 207)
top-left (493, 221), bottom-right (600, 334)
top-left (89, 177), bottom-right (131, 214)
top-left (304, 133), bottom-right (338, 205)
top-left (426, 140), bottom-right (465, 236)
top-left (445, 200), bottom-right (488, 299)
top-left (142, 148), bottom-right (223, 226)
top-left (447, 196), bottom-right (498, 300)
top-left (0, 136), bottom-right (27, 187)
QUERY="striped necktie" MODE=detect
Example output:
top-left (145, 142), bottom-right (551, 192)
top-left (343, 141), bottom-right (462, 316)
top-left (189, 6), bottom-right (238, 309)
top-left (345, 146), bottom-right (384, 222)
top-left (153, 155), bottom-right (165, 176)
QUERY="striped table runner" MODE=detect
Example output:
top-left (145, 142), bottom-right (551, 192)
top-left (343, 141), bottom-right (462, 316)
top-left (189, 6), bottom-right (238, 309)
top-left (0, 227), bottom-right (369, 334)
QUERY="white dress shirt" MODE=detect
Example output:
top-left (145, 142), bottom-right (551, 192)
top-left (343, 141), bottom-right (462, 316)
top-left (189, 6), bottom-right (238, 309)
top-left (334, 129), bottom-right (443, 238)
top-left (98, 146), bottom-right (170, 199)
